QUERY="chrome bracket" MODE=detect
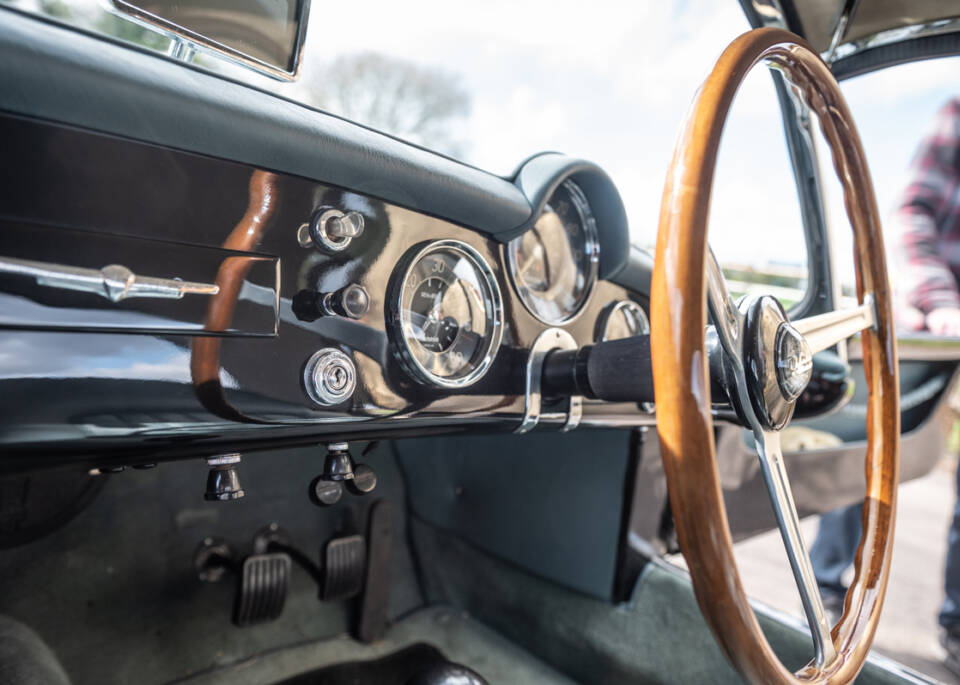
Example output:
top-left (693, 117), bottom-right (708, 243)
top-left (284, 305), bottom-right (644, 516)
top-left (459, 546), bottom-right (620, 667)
top-left (516, 328), bottom-right (581, 434)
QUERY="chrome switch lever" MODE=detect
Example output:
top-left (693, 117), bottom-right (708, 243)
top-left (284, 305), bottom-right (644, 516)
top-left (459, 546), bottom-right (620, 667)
top-left (0, 256), bottom-right (220, 302)
top-left (323, 211), bottom-right (364, 239)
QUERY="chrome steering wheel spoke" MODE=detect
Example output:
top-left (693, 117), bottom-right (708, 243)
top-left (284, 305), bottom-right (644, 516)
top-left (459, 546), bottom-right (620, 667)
top-left (706, 245), bottom-right (839, 666)
top-left (754, 428), bottom-right (837, 666)
top-left (706, 246), bottom-right (742, 355)
top-left (791, 295), bottom-right (876, 354)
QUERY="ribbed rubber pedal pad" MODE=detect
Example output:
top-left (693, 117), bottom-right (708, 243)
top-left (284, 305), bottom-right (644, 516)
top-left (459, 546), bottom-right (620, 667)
top-left (232, 552), bottom-right (291, 626)
top-left (321, 534), bottom-right (366, 601)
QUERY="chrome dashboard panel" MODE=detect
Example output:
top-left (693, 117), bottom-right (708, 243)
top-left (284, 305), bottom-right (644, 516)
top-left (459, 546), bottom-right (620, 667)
top-left (0, 113), bottom-right (648, 471)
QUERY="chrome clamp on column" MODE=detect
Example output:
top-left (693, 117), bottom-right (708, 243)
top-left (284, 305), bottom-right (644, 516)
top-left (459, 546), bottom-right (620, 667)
top-left (516, 328), bottom-right (582, 434)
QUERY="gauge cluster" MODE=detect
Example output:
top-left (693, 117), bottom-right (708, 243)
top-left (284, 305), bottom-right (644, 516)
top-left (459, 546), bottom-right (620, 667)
top-left (390, 241), bottom-right (503, 388)
top-left (383, 177), bottom-right (647, 401)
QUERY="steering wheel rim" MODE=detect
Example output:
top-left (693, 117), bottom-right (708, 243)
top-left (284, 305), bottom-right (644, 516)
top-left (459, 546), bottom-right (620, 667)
top-left (650, 27), bottom-right (899, 684)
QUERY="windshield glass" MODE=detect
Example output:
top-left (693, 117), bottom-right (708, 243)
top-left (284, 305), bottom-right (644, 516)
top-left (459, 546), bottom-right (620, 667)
top-left (3, 0), bottom-right (813, 258)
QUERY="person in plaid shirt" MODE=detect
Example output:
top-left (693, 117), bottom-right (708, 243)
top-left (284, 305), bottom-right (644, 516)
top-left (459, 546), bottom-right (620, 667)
top-left (811, 96), bottom-right (960, 677)
top-left (896, 96), bottom-right (960, 334)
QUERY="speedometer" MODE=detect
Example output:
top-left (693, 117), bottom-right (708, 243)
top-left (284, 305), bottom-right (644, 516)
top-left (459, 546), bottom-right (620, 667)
top-left (390, 241), bottom-right (503, 388)
top-left (507, 179), bottom-right (599, 324)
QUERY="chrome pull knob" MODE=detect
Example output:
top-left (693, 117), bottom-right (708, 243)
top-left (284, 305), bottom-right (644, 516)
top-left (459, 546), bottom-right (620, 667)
top-left (325, 211), bottom-right (364, 239)
top-left (323, 284), bottom-right (369, 320)
top-left (299, 207), bottom-right (365, 252)
top-left (0, 256), bottom-right (220, 302)
top-left (291, 284), bottom-right (370, 322)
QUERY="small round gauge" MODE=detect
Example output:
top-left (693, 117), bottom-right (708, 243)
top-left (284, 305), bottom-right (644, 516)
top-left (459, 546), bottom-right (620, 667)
top-left (391, 240), bottom-right (503, 388)
top-left (507, 179), bottom-right (599, 324)
top-left (596, 300), bottom-right (650, 342)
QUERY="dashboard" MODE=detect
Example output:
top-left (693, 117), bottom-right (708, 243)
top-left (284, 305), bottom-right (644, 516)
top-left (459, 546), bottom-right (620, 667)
top-left (0, 112), bottom-right (654, 470)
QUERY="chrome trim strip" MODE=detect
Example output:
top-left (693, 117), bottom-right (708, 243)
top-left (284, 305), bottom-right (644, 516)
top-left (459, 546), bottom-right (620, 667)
top-left (109, 0), bottom-right (311, 81)
top-left (824, 0), bottom-right (862, 63)
top-left (828, 15), bottom-right (960, 63)
top-left (0, 256), bottom-right (219, 302)
top-left (742, 0), bottom-right (789, 30)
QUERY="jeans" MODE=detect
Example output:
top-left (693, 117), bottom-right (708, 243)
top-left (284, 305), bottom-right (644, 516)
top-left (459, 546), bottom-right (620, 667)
top-left (809, 502), bottom-right (862, 597)
top-left (810, 457), bottom-right (960, 630)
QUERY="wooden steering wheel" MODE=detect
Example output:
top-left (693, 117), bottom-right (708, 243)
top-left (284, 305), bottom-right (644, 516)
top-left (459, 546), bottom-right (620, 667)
top-left (650, 28), bottom-right (899, 684)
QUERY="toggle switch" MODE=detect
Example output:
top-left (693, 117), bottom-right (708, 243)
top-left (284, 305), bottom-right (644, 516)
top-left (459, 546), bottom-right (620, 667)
top-left (298, 207), bottom-right (365, 252)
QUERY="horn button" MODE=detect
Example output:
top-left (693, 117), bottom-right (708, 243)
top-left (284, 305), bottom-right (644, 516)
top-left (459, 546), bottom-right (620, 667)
top-left (741, 295), bottom-right (812, 430)
top-left (775, 322), bottom-right (813, 401)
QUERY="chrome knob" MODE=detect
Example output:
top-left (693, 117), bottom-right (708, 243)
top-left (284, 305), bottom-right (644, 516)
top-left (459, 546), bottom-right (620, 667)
top-left (292, 284), bottom-right (370, 322)
top-left (301, 207), bottom-right (365, 252)
top-left (303, 348), bottom-right (357, 406)
top-left (323, 284), bottom-right (369, 320)
top-left (324, 211), bottom-right (364, 239)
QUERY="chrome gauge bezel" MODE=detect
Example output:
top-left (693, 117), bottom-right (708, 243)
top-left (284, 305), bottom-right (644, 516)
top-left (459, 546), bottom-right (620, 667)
top-left (596, 300), bottom-right (654, 413)
top-left (507, 179), bottom-right (600, 325)
top-left (390, 240), bottom-right (504, 389)
top-left (596, 300), bottom-right (650, 342)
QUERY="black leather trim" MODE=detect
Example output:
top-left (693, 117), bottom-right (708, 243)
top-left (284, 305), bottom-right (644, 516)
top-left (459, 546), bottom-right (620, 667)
top-left (0, 8), bottom-right (533, 237)
top-left (831, 33), bottom-right (960, 81)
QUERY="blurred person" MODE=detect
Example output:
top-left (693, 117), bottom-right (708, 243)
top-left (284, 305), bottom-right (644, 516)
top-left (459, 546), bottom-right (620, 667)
top-left (810, 96), bottom-right (960, 676)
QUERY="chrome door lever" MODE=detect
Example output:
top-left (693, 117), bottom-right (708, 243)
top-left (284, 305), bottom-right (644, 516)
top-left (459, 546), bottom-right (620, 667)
top-left (0, 256), bottom-right (220, 302)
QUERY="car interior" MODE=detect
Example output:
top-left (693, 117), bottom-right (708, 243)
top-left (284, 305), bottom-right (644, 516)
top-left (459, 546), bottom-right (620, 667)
top-left (2, 1), bottom-right (960, 684)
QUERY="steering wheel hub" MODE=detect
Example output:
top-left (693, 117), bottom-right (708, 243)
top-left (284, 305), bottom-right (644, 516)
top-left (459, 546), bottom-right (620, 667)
top-left (741, 295), bottom-right (809, 430)
top-left (775, 322), bottom-right (813, 402)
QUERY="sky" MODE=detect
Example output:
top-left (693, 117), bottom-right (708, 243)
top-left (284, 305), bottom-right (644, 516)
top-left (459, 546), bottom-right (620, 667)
top-left (11, 0), bottom-right (960, 289)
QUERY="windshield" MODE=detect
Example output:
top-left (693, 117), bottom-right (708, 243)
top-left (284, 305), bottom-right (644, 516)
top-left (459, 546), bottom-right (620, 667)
top-left (0, 0), bottom-right (873, 264)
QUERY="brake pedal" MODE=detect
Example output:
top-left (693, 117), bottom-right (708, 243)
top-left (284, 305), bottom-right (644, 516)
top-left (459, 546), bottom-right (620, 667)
top-left (233, 553), bottom-right (291, 626)
top-left (322, 534), bottom-right (366, 601)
